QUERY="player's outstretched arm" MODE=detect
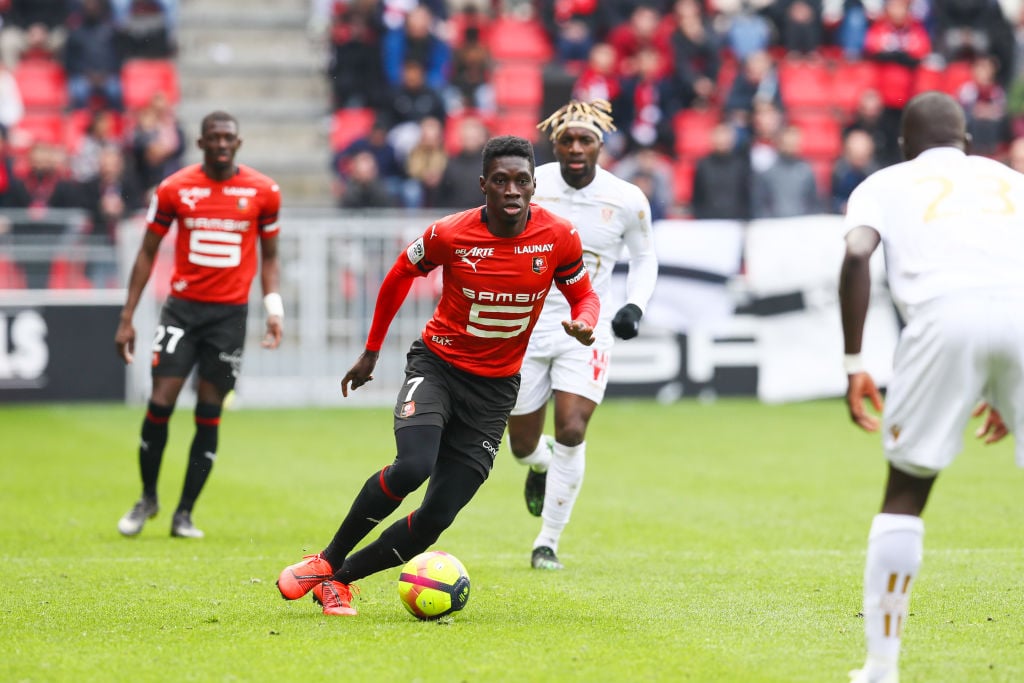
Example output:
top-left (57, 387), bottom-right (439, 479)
top-left (115, 230), bottom-right (163, 364)
top-left (839, 225), bottom-right (882, 431)
top-left (259, 233), bottom-right (283, 349)
top-left (972, 402), bottom-right (1009, 444)
top-left (561, 319), bottom-right (596, 346)
top-left (341, 350), bottom-right (379, 397)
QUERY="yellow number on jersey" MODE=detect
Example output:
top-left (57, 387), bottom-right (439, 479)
top-left (917, 175), bottom-right (1016, 223)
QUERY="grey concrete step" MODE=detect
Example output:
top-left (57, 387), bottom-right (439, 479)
top-left (179, 74), bottom-right (329, 111)
top-left (179, 8), bottom-right (307, 29)
top-left (177, 28), bottom-right (323, 69)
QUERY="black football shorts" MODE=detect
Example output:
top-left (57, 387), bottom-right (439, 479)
top-left (393, 339), bottom-right (520, 479)
top-left (150, 296), bottom-right (248, 392)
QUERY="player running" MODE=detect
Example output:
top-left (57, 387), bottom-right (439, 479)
top-left (507, 99), bottom-right (658, 570)
top-left (115, 111), bottom-right (283, 539)
top-left (840, 91), bottom-right (1024, 683)
top-left (276, 135), bottom-right (600, 616)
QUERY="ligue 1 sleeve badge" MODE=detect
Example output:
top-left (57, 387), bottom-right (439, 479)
top-left (400, 400), bottom-right (416, 418)
top-left (532, 256), bottom-right (547, 274)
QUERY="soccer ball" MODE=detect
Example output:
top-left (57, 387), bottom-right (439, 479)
top-left (398, 550), bottom-right (470, 620)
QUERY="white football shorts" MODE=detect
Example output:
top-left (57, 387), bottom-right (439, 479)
top-left (511, 326), bottom-right (614, 415)
top-left (882, 291), bottom-right (1024, 476)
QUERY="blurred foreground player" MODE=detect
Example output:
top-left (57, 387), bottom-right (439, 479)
top-left (840, 91), bottom-right (1024, 683)
top-left (276, 136), bottom-right (599, 616)
top-left (115, 111), bottom-right (283, 538)
top-left (508, 99), bottom-right (658, 570)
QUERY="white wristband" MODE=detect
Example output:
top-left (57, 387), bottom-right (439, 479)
top-left (263, 292), bottom-right (284, 318)
top-left (843, 353), bottom-right (865, 375)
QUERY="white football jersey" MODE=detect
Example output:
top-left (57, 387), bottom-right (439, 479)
top-left (531, 162), bottom-right (658, 338)
top-left (844, 147), bottom-right (1024, 318)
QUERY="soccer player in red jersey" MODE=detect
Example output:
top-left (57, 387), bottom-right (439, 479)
top-left (277, 135), bottom-right (600, 616)
top-left (114, 111), bottom-right (283, 539)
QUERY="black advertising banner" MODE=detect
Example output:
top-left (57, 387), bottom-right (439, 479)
top-left (0, 296), bottom-right (125, 402)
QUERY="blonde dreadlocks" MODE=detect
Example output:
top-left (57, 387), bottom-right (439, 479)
top-left (536, 99), bottom-right (617, 142)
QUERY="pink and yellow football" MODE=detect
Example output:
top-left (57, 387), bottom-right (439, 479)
top-left (397, 550), bottom-right (470, 620)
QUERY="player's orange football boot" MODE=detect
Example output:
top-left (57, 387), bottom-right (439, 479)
top-left (311, 579), bottom-right (358, 616)
top-left (276, 553), bottom-right (333, 600)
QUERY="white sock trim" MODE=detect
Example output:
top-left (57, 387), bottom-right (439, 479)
top-left (515, 434), bottom-right (553, 470)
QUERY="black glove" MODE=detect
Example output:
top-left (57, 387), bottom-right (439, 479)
top-left (611, 303), bottom-right (643, 340)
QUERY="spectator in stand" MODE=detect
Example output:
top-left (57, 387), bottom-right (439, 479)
top-left (403, 116), bottom-right (449, 208)
top-left (332, 119), bottom-right (404, 202)
top-left (751, 125), bottom-right (821, 218)
top-left (65, 0), bottom-right (124, 111)
top-left (692, 122), bottom-right (752, 219)
top-left (0, 61), bottom-right (24, 134)
top-left (1007, 135), bottom-right (1024, 172)
top-left (933, 0), bottom-right (1015, 83)
top-left (862, 0), bottom-right (931, 150)
top-left (115, 0), bottom-right (176, 59)
top-left (664, 0), bottom-right (720, 114)
top-left (0, 0), bottom-right (71, 68)
top-left (958, 53), bottom-right (1013, 156)
top-left (382, 4), bottom-right (451, 92)
top-left (613, 144), bottom-right (675, 221)
top-left (618, 45), bottom-right (674, 151)
top-left (714, 0), bottom-right (773, 60)
top-left (328, 1), bottom-right (386, 109)
top-left (766, 0), bottom-right (824, 56)
top-left (70, 108), bottom-right (121, 182)
top-left (828, 0), bottom-right (875, 59)
top-left (830, 128), bottom-right (878, 214)
top-left (437, 114), bottom-right (488, 208)
top-left (383, 59), bottom-right (447, 130)
top-left (129, 91), bottom-right (184, 193)
top-left (844, 88), bottom-right (898, 166)
top-left (0, 128), bottom-right (30, 208)
top-left (339, 150), bottom-right (396, 209)
top-left (77, 145), bottom-right (142, 286)
top-left (538, 0), bottom-right (610, 67)
top-left (606, 4), bottom-right (668, 80)
top-left (445, 23), bottom-right (493, 114)
top-left (574, 42), bottom-right (622, 105)
top-left (23, 141), bottom-right (79, 211)
top-left (724, 49), bottom-right (783, 143)
top-left (747, 98), bottom-right (784, 174)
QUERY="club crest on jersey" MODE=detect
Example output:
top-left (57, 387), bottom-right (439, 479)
top-left (179, 186), bottom-right (211, 210)
top-left (237, 197), bottom-right (249, 210)
top-left (532, 256), bottom-right (547, 274)
top-left (400, 401), bottom-right (416, 418)
top-left (601, 207), bottom-right (614, 223)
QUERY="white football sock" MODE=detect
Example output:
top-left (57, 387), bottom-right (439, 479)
top-left (533, 440), bottom-right (585, 553)
top-left (861, 513), bottom-right (924, 675)
top-left (515, 434), bottom-right (553, 472)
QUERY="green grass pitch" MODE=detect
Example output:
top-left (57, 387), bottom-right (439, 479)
top-left (2, 399), bottom-right (1022, 682)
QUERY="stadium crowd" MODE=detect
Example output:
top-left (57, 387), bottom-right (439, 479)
top-left (0, 0), bottom-right (178, 287)
top-left (325, 0), bottom-right (1024, 219)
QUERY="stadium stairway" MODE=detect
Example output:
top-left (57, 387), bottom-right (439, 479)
top-left (177, 0), bottom-right (332, 206)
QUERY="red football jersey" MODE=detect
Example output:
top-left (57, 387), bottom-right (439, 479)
top-left (367, 205), bottom-right (599, 377)
top-left (146, 164), bottom-right (281, 304)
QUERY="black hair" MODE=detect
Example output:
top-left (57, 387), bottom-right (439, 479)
top-left (201, 110), bottom-right (238, 135)
top-left (481, 135), bottom-right (535, 176)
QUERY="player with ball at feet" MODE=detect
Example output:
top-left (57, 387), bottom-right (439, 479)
top-left (507, 100), bottom-right (658, 570)
top-left (276, 136), bottom-right (599, 616)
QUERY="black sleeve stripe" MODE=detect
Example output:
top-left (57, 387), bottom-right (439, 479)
top-left (554, 261), bottom-right (587, 284)
top-left (554, 256), bottom-right (583, 275)
top-left (153, 215), bottom-right (174, 227)
top-left (415, 259), bottom-right (438, 273)
top-left (259, 214), bottom-right (279, 226)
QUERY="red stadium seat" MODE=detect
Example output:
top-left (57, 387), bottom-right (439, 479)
top-left (488, 18), bottom-right (553, 62)
top-left (12, 112), bottom-right (64, 147)
top-left (490, 109), bottom-right (541, 142)
top-left (0, 258), bottom-right (27, 289)
top-left (944, 61), bottom-right (974, 95)
top-left (13, 58), bottom-right (68, 109)
top-left (832, 60), bottom-right (878, 114)
top-left (673, 108), bottom-right (719, 160)
top-left (913, 65), bottom-right (944, 95)
top-left (444, 110), bottom-right (495, 155)
top-left (790, 112), bottom-right (842, 159)
top-left (329, 107), bottom-right (376, 151)
top-left (121, 59), bottom-right (179, 110)
top-left (48, 257), bottom-right (92, 290)
top-left (810, 158), bottom-right (833, 195)
top-left (672, 159), bottom-right (695, 206)
top-left (493, 63), bottom-right (543, 109)
top-left (779, 59), bottom-right (832, 111)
